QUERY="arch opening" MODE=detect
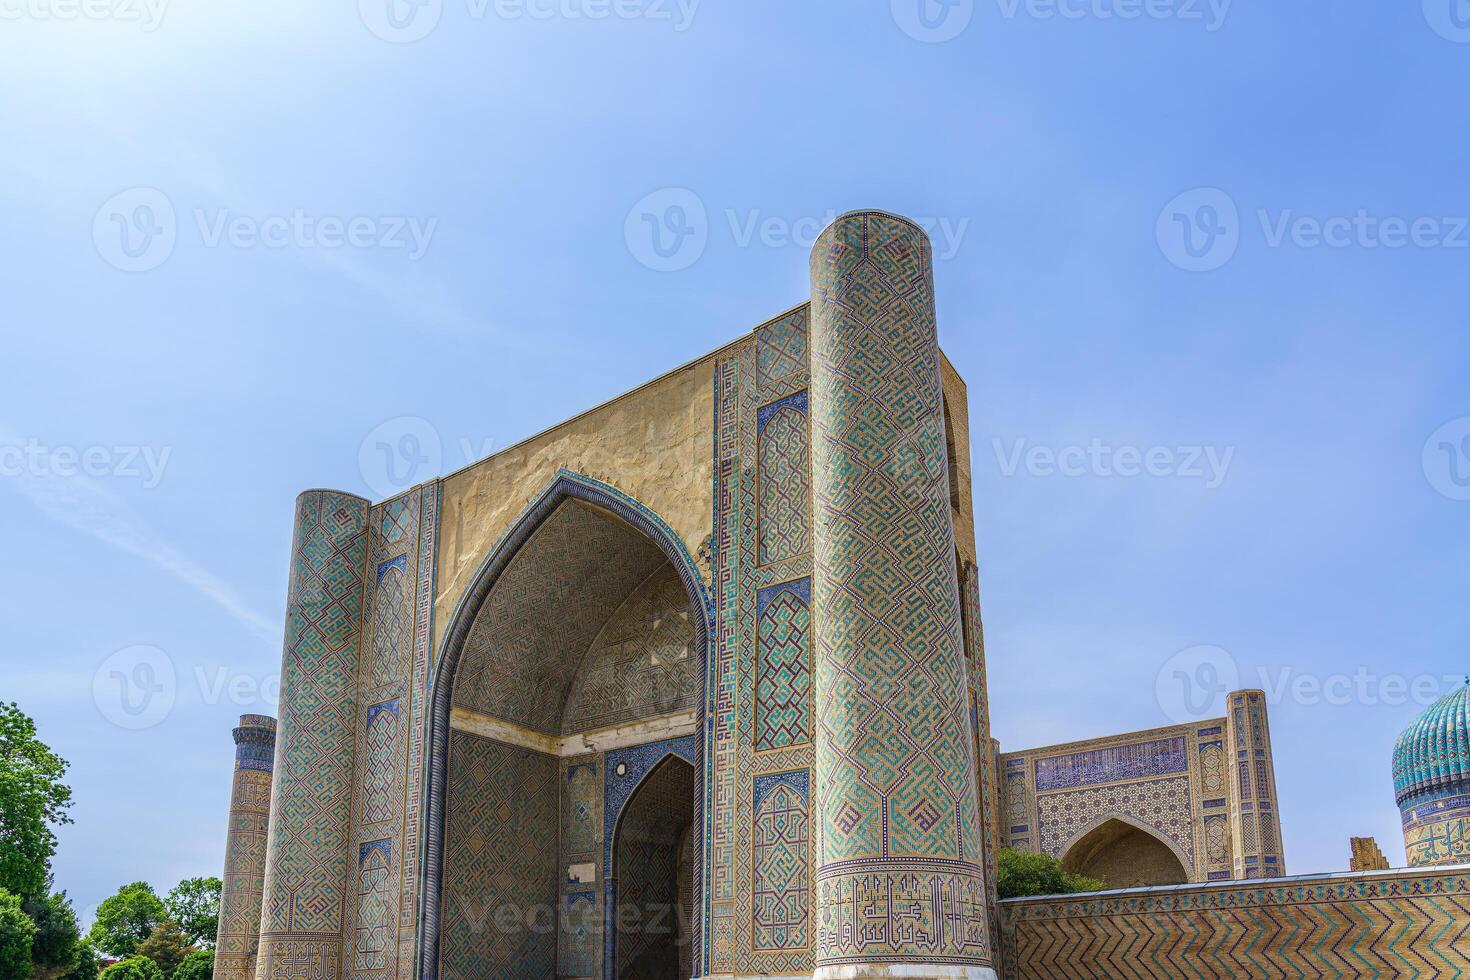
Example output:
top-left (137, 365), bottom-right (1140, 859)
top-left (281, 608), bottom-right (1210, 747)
top-left (421, 474), bottom-right (711, 980)
top-left (612, 755), bottom-right (695, 980)
top-left (1060, 817), bottom-right (1189, 889)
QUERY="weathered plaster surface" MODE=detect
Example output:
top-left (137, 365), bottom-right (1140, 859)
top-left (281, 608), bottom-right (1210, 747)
top-left (434, 355), bottom-right (718, 651)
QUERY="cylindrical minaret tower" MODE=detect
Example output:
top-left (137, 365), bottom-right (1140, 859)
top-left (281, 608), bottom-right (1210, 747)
top-left (255, 490), bottom-right (370, 980)
top-left (809, 211), bottom-right (994, 979)
top-left (1394, 680), bottom-right (1470, 867)
top-left (214, 715), bottom-right (276, 980)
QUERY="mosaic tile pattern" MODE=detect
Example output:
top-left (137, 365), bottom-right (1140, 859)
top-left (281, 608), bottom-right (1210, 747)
top-left (439, 731), bottom-right (557, 980)
top-left (256, 491), bottom-right (369, 980)
top-left (214, 716), bottom-right (275, 980)
top-left (1227, 691), bottom-right (1285, 878)
top-left (755, 306), bottom-right (809, 388)
top-left (560, 758), bottom-right (602, 979)
top-left (1037, 776), bottom-right (1195, 867)
top-left (452, 500), bottom-right (667, 735)
top-left (561, 563), bottom-right (700, 735)
top-left (612, 756), bottom-right (694, 980)
top-left (355, 842), bottom-right (392, 972)
top-left (962, 562), bottom-right (1002, 969)
top-left (751, 771), bottom-right (810, 952)
top-left (809, 211), bottom-right (988, 969)
top-left (1403, 792), bottom-right (1470, 866)
top-left (420, 472), bottom-right (712, 980)
top-left (1000, 868), bottom-right (1470, 979)
top-left (754, 579), bottom-right (812, 753)
top-left (1034, 738), bottom-right (1188, 791)
top-left (756, 391), bottom-right (811, 565)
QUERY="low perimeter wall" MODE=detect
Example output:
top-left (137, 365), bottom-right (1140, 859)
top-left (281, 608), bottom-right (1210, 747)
top-left (998, 865), bottom-right (1470, 978)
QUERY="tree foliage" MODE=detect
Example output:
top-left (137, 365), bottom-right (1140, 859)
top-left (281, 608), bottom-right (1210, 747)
top-left (134, 920), bottom-right (190, 979)
top-left (97, 958), bottom-right (163, 980)
top-left (58, 942), bottom-right (100, 980)
top-left (0, 889), bottom-right (36, 980)
top-left (996, 847), bottom-right (1106, 899)
top-left (0, 705), bottom-right (73, 901)
top-left (162, 880), bottom-right (219, 951)
top-left (24, 890), bottom-right (80, 980)
top-left (86, 885), bottom-right (165, 960)
top-left (170, 951), bottom-right (211, 980)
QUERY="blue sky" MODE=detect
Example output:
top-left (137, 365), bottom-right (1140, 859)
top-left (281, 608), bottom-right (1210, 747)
top-left (1, 0), bottom-right (1466, 923)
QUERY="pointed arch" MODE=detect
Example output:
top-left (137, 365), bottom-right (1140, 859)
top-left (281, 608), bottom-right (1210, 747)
top-left (1058, 813), bottom-right (1193, 887)
top-left (418, 469), bottom-right (712, 980)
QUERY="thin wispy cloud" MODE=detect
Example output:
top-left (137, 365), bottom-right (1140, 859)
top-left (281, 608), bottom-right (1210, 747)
top-left (0, 425), bottom-right (276, 641)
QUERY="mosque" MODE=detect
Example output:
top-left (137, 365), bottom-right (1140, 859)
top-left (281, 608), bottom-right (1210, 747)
top-left (208, 211), bottom-right (1469, 980)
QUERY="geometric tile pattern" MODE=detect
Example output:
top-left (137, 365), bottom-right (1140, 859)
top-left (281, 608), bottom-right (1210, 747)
top-left (439, 731), bottom-right (557, 980)
top-left (757, 392), bottom-right (811, 565)
top-left (560, 758), bottom-right (602, 979)
top-left (560, 563), bottom-right (700, 735)
top-left (752, 771), bottom-right (809, 952)
top-left (1000, 868), bottom-right (1470, 979)
top-left (361, 701), bottom-right (399, 825)
top-left (256, 490), bottom-right (369, 980)
top-left (1226, 691), bottom-right (1285, 879)
top-left (1036, 775), bottom-right (1195, 866)
top-left (755, 305), bottom-right (808, 388)
top-left (809, 212), bottom-right (988, 968)
top-left (613, 756), bottom-right (694, 980)
top-left (213, 716), bottom-right (275, 980)
top-left (452, 501), bottom-right (668, 735)
top-left (754, 580), bottom-right (813, 752)
top-left (962, 562), bottom-right (1002, 968)
top-left (354, 841), bottom-right (392, 972)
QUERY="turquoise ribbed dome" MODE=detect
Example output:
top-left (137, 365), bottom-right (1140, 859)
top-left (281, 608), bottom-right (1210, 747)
top-left (1393, 679), bottom-right (1470, 807)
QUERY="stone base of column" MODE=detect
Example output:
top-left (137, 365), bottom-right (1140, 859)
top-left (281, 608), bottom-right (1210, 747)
top-left (814, 967), bottom-right (999, 980)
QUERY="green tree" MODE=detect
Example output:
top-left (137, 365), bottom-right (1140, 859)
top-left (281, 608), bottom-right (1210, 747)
top-left (58, 942), bottom-right (99, 980)
top-left (169, 951), bottom-right (210, 980)
top-left (134, 921), bottom-right (189, 980)
top-left (86, 885), bottom-right (164, 960)
top-left (996, 847), bottom-right (1106, 899)
top-left (24, 890), bottom-right (80, 980)
top-left (97, 959), bottom-right (163, 980)
top-left (0, 889), bottom-right (37, 980)
top-left (0, 704), bottom-right (73, 900)
top-left (162, 881), bottom-right (219, 950)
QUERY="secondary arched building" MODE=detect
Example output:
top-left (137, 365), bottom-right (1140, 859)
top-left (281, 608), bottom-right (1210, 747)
top-left (995, 690), bottom-right (1287, 886)
top-left (1394, 679), bottom-right (1470, 867)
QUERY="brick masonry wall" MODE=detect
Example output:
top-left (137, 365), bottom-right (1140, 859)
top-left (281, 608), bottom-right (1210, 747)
top-left (998, 866), bottom-right (1470, 979)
